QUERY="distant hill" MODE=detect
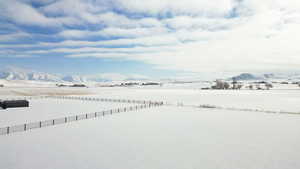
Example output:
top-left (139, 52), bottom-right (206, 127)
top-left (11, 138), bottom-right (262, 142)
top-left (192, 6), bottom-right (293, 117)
top-left (229, 73), bottom-right (300, 81)
top-left (62, 75), bottom-right (87, 83)
top-left (229, 73), bottom-right (261, 81)
top-left (263, 73), bottom-right (275, 79)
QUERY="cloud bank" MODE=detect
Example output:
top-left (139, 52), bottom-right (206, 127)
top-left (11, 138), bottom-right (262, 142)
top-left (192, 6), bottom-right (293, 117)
top-left (1, 0), bottom-right (300, 75)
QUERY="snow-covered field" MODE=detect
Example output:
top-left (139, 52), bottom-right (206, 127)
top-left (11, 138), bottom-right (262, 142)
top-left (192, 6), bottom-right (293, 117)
top-left (1, 85), bottom-right (300, 169)
top-left (2, 83), bottom-right (300, 112)
top-left (0, 98), bottom-right (138, 126)
top-left (86, 87), bottom-right (300, 112)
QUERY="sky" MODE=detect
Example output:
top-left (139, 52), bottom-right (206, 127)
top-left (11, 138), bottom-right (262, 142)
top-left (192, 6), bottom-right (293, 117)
top-left (0, 0), bottom-right (300, 79)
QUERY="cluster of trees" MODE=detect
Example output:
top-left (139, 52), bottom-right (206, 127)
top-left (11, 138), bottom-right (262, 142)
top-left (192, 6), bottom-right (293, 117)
top-left (210, 80), bottom-right (274, 90)
top-left (247, 83), bottom-right (273, 90)
top-left (211, 80), bottom-right (242, 90)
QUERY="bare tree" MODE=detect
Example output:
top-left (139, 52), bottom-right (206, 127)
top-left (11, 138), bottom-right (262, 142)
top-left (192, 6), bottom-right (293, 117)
top-left (256, 84), bottom-right (262, 90)
top-left (237, 84), bottom-right (243, 90)
top-left (265, 83), bottom-right (273, 90)
top-left (248, 84), bottom-right (253, 90)
top-left (212, 80), bottom-right (229, 89)
top-left (224, 82), bottom-right (230, 89)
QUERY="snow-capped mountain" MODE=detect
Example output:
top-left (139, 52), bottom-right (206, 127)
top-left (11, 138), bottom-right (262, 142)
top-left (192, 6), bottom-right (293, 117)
top-left (62, 75), bottom-right (87, 83)
top-left (263, 73), bottom-right (275, 79)
top-left (4, 66), bottom-right (298, 84)
top-left (0, 66), bottom-right (61, 82)
top-left (0, 66), bottom-right (150, 83)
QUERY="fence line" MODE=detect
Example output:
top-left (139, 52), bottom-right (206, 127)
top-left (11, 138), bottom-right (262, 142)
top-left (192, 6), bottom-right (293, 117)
top-left (0, 102), bottom-right (164, 136)
top-left (1, 96), bottom-right (164, 105)
top-left (46, 96), bottom-right (164, 105)
top-left (172, 102), bottom-right (300, 115)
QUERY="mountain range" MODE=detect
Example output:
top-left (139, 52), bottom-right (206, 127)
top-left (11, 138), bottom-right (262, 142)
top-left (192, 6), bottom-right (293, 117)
top-left (0, 66), bottom-right (62, 82)
top-left (1, 66), bottom-right (300, 83)
top-left (0, 66), bottom-right (149, 83)
top-left (229, 73), bottom-right (300, 81)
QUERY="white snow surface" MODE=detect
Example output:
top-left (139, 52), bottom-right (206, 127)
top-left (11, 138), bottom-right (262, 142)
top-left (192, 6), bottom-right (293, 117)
top-left (0, 98), bottom-right (138, 126)
top-left (1, 86), bottom-right (300, 169)
top-left (83, 87), bottom-right (300, 112)
top-left (1, 106), bottom-right (300, 169)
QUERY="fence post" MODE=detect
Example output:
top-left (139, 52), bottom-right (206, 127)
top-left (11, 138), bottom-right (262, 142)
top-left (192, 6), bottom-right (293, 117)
top-left (76, 115), bottom-right (78, 120)
top-left (40, 121), bottom-right (42, 128)
top-left (24, 124), bottom-right (27, 131)
top-left (95, 112), bottom-right (97, 117)
top-left (7, 127), bottom-right (9, 134)
top-left (65, 117), bottom-right (67, 123)
top-left (53, 119), bottom-right (55, 125)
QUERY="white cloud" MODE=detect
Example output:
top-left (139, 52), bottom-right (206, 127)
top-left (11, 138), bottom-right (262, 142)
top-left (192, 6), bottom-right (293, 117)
top-left (87, 73), bottom-right (149, 81)
top-left (22, 0), bottom-right (56, 5)
top-left (2, 0), bottom-right (300, 75)
top-left (58, 26), bottom-right (168, 39)
top-left (40, 0), bottom-right (107, 17)
top-left (0, 32), bottom-right (31, 42)
top-left (0, 0), bottom-right (79, 26)
top-left (41, 0), bottom-right (110, 25)
top-left (85, 12), bottom-right (162, 28)
top-left (113, 0), bottom-right (235, 17)
top-left (40, 34), bottom-right (180, 47)
top-left (162, 16), bottom-right (239, 31)
top-left (40, 1), bottom-right (162, 27)
top-left (28, 45), bottom-right (175, 55)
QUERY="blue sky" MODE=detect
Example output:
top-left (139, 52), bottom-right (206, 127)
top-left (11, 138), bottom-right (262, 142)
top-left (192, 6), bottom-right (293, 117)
top-left (1, 0), bottom-right (300, 79)
top-left (0, 56), bottom-right (178, 78)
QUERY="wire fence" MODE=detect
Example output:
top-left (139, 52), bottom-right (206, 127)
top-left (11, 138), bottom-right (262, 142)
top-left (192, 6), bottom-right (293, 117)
top-left (1, 96), bottom-right (164, 105)
top-left (173, 102), bottom-right (300, 115)
top-left (0, 102), bottom-right (163, 136)
top-left (46, 96), bottom-right (164, 105)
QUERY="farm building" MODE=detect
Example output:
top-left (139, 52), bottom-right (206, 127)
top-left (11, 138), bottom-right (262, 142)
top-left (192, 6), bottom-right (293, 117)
top-left (0, 100), bottom-right (29, 109)
top-left (71, 84), bottom-right (87, 87)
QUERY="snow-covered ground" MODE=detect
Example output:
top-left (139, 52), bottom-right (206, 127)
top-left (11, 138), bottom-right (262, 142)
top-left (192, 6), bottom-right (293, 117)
top-left (86, 87), bottom-right (300, 112)
top-left (1, 85), bottom-right (300, 169)
top-left (2, 83), bottom-right (300, 112)
top-left (0, 98), bottom-right (138, 126)
top-left (1, 106), bottom-right (300, 169)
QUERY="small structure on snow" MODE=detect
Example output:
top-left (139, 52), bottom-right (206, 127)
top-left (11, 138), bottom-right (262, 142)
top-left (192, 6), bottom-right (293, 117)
top-left (0, 100), bottom-right (29, 109)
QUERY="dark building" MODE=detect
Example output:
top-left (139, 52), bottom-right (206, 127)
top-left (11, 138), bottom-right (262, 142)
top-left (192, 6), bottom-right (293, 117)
top-left (141, 82), bottom-right (160, 86)
top-left (71, 84), bottom-right (87, 87)
top-left (0, 100), bottom-right (29, 109)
